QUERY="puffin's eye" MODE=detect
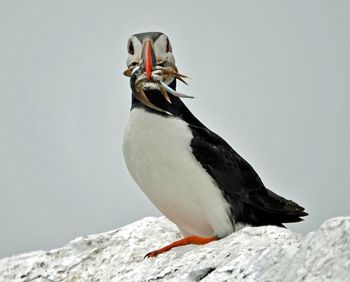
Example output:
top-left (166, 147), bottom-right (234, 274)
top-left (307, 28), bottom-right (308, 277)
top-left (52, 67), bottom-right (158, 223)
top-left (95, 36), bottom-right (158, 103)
top-left (166, 38), bottom-right (172, 52)
top-left (128, 41), bottom-right (135, 55)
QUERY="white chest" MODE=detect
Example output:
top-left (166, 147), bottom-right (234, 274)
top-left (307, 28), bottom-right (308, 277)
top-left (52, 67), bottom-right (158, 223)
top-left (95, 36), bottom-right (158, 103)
top-left (122, 108), bottom-right (233, 237)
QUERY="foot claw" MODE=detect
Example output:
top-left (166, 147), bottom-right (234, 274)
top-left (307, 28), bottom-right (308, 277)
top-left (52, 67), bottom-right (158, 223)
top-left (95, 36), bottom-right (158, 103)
top-left (144, 250), bottom-right (159, 259)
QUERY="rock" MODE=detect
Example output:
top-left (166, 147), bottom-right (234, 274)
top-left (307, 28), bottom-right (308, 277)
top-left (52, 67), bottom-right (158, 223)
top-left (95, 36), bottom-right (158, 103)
top-left (0, 216), bottom-right (349, 282)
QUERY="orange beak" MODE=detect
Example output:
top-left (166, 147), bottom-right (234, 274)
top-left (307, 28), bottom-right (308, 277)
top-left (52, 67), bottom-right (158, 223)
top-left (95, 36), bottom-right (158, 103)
top-left (142, 39), bottom-right (156, 81)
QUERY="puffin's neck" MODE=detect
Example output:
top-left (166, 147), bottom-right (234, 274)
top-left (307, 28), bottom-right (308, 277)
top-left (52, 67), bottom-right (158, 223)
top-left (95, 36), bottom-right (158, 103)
top-left (130, 80), bottom-right (204, 127)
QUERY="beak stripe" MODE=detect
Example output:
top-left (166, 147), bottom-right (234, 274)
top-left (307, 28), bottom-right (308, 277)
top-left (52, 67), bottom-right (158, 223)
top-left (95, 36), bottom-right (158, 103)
top-left (145, 41), bottom-right (152, 81)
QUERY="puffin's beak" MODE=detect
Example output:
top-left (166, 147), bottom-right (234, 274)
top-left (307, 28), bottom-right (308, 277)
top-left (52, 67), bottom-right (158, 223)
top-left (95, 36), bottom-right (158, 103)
top-left (142, 39), bottom-right (156, 81)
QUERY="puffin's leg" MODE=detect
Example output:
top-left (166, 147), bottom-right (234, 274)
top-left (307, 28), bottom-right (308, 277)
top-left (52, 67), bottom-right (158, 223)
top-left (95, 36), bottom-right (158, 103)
top-left (145, 236), bottom-right (218, 258)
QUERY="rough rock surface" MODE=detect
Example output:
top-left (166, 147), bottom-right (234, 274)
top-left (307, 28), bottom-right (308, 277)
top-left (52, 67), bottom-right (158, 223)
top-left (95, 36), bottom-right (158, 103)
top-left (0, 216), bottom-right (349, 282)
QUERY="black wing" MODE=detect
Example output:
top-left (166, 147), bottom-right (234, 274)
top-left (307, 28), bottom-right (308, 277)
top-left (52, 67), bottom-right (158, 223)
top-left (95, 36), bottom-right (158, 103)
top-left (189, 125), bottom-right (308, 227)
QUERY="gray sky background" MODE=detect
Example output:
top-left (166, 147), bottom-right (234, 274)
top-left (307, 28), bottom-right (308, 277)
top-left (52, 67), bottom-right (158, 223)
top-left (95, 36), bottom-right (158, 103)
top-left (1, 1), bottom-right (349, 258)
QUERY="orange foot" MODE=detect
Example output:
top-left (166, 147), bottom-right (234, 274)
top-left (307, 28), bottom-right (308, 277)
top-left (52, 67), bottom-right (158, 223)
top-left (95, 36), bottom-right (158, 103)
top-left (145, 236), bottom-right (218, 258)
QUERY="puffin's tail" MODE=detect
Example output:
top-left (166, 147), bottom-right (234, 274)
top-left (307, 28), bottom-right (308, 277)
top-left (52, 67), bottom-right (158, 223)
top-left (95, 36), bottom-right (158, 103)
top-left (235, 188), bottom-right (308, 228)
top-left (256, 189), bottom-right (308, 227)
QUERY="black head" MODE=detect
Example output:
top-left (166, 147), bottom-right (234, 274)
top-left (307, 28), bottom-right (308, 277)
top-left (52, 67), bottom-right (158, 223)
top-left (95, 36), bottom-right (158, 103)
top-left (125, 32), bottom-right (178, 113)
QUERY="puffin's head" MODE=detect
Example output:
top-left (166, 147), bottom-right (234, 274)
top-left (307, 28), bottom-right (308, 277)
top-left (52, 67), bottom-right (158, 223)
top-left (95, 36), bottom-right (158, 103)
top-left (123, 32), bottom-right (192, 112)
top-left (126, 32), bottom-right (175, 81)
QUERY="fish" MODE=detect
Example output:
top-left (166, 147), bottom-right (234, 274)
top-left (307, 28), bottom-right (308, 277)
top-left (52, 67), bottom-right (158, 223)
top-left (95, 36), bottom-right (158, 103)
top-left (123, 65), bottom-right (193, 113)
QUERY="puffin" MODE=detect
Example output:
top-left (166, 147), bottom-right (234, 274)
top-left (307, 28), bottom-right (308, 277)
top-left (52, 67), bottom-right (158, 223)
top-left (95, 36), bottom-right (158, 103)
top-left (122, 32), bottom-right (307, 258)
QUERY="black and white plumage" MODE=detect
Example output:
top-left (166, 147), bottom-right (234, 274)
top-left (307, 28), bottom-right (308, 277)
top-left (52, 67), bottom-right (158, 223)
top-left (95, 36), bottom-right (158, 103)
top-left (123, 32), bottom-right (307, 240)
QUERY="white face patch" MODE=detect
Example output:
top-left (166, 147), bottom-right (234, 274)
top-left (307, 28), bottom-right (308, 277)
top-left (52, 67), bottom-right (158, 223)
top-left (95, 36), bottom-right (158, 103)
top-left (126, 37), bottom-right (142, 67)
top-left (153, 34), bottom-right (175, 66)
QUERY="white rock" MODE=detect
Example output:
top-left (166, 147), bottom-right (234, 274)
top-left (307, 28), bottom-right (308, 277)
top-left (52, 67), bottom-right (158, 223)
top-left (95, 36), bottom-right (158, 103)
top-left (0, 217), bottom-right (349, 282)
